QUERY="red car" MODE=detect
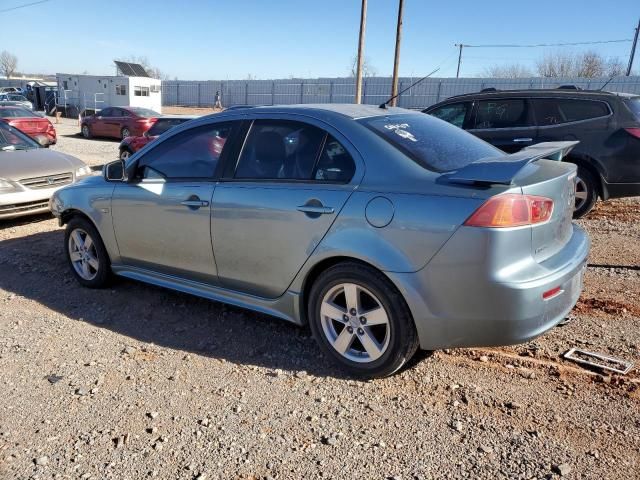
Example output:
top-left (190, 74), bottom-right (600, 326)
top-left (118, 116), bottom-right (195, 160)
top-left (0, 106), bottom-right (56, 145)
top-left (81, 106), bottom-right (160, 140)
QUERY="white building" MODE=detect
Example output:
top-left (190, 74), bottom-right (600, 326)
top-left (56, 63), bottom-right (162, 115)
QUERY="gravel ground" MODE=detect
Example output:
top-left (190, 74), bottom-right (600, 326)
top-left (0, 133), bottom-right (639, 479)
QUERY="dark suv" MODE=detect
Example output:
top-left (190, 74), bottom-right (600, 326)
top-left (424, 88), bottom-right (640, 217)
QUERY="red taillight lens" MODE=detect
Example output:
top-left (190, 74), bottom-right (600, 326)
top-left (624, 127), bottom-right (640, 139)
top-left (464, 194), bottom-right (554, 228)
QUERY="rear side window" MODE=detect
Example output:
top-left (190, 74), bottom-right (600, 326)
top-left (359, 113), bottom-right (501, 173)
top-left (474, 99), bottom-right (530, 129)
top-left (427, 102), bottom-right (470, 128)
top-left (624, 97), bottom-right (640, 121)
top-left (533, 99), bottom-right (609, 125)
top-left (137, 123), bottom-right (232, 179)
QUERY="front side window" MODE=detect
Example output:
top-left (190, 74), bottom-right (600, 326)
top-left (533, 98), bottom-right (610, 126)
top-left (427, 102), bottom-right (470, 128)
top-left (235, 120), bottom-right (325, 180)
top-left (136, 123), bottom-right (232, 179)
top-left (98, 108), bottom-right (113, 117)
top-left (474, 99), bottom-right (530, 129)
top-left (359, 113), bottom-right (501, 173)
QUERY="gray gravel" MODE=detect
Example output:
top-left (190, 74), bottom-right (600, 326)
top-left (49, 116), bottom-right (120, 167)
top-left (0, 133), bottom-right (638, 479)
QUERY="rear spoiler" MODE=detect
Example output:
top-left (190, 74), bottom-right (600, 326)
top-left (444, 141), bottom-right (579, 185)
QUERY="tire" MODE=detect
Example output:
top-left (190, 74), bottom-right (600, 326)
top-left (64, 217), bottom-right (111, 288)
top-left (119, 148), bottom-right (132, 161)
top-left (573, 167), bottom-right (598, 219)
top-left (121, 127), bottom-right (131, 140)
top-left (308, 262), bottom-right (419, 378)
top-left (81, 124), bottom-right (91, 139)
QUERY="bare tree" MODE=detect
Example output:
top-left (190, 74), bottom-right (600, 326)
top-left (481, 63), bottom-right (532, 78)
top-left (349, 54), bottom-right (377, 78)
top-left (0, 51), bottom-right (18, 79)
top-left (537, 50), bottom-right (626, 78)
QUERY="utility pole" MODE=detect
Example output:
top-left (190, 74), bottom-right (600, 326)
top-left (355, 0), bottom-right (368, 104)
top-left (627, 18), bottom-right (640, 76)
top-left (455, 44), bottom-right (465, 78)
top-left (390, 0), bottom-right (405, 106)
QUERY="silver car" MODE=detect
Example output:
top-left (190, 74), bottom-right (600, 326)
top-left (50, 105), bottom-right (589, 377)
top-left (0, 93), bottom-right (33, 110)
top-left (0, 122), bottom-right (92, 220)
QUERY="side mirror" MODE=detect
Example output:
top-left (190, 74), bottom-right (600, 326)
top-left (35, 136), bottom-right (50, 148)
top-left (104, 160), bottom-right (125, 182)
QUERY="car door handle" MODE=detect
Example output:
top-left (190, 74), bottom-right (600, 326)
top-left (513, 137), bottom-right (533, 143)
top-left (297, 205), bottom-right (334, 215)
top-left (180, 199), bottom-right (209, 208)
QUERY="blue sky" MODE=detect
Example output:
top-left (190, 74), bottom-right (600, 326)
top-left (2, 0), bottom-right (638, 79)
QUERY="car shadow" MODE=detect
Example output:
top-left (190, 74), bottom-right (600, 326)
top-left (0, 212), bottom-right (54, 228)
top-left (59, 133), bottom-right (120, 143)
top-left (0, 229), bottom-right (368, 379)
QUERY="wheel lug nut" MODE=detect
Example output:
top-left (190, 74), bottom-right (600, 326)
top-left (350, 308), bottom-right (357, 316)
top-left (346, 326), bottom-right (353, 334)
top-left (359, 317), bottom-right (366, 324)
top-left (343, 314), bottom-right (349, 322)
top-left (357, 328), bottom-right (364, 335)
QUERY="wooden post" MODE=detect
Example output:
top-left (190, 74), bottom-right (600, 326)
top-left (355, 0), bottom-right (367, 104)
top-left (390, 0), bottom-right (404, 106)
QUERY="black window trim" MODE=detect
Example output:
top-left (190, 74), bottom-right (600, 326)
top-left (128, 120), bottom-right (241, 183)
top-left (530, 96), bottom-right (612, 129)
top-left (468, 97), bottom-right (536, 132)
top-left (220, 118), bottom-right (356, 185)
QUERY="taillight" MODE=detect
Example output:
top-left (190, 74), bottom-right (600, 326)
top-left (464, 194), bottom-right (554, 228)
top-left (624, 127), bottom-right (640, 139)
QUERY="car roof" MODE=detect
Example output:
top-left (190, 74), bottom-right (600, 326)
top-left (207, 103), bottom-right (411, 121)
top-left (434, 88), bottom-right (639, 104)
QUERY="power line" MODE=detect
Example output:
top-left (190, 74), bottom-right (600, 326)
top-left (0, 0), bottom-right (50, 13)
top-left (460, 39), bottom-right (632, 49)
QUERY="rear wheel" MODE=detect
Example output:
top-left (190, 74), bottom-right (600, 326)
top-left (65, 217), bottom-right (111, 288)
top-left (81, 124), bottom-right (91, 139)
top-left (121, 127), bottom-right (131, 140)
top-left (308, 262), bottom-right (419, 378)
top-left (573, 168), bottom-right (598, 219)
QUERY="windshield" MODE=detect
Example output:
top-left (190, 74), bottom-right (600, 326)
top-left (129, 107), bottom-right (160, 117)
top-left (147, 118), bottom-right (189, 136)
top-left (624, 97), bottom-right (640, 121)
top-left (0, 123), bottom-right (40, 151)
top-left (0, 107), bottom-right (37, 118)
top-left (358, 113), bottom-right (502, 172)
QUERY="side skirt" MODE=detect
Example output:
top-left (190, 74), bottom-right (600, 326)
top-left (111, 264), bottom-right (303, 326)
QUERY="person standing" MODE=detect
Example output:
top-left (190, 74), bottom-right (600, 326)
top-left (214, 90), bottom-right (222, 109)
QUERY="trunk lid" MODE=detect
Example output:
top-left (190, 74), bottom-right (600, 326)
top-left (9, 117), bottom-right (50, 134)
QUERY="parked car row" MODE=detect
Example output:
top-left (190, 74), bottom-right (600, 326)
top-left (424, 88), bottom-right (640, 217)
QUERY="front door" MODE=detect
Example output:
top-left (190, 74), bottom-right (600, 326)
top-left (469, 98), bottom-right (537, 153)
top-left (111, 121), bottom-right (236, 283)
top-left (212, 119), bottom-right (360, 298)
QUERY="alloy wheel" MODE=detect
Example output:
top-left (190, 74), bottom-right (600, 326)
top-left (81, 125), bottom-right (90, 138)
top-left (68, 228), bottom-right (99, 281)
top-left (320, 283), bottom-right (391, 363)
top-left (574, 175), bottom-right (588, 212)
top-left (120, 150), bottom-right (130, 160)
top-left (121, 128), bottom-right (130, 139)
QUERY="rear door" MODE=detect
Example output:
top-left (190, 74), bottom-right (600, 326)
top-left (107, 108), bottom-right (127, 138)
top-left (211, 116), bottom-right (362, 298)
top-left (92, 107), bottom-right (112, 137)
top-left (469, 98), bottom-right (537, 153)
top-left (111, 121), bottom-right (238, 283)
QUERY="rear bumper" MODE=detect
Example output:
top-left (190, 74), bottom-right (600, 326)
top-left (388, 224), bottom-right (590, 350)
top-left (603, 181), bottom-right (640, 199)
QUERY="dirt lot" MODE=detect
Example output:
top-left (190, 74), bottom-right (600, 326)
top-left (1, 130), bottom-right (639, 479)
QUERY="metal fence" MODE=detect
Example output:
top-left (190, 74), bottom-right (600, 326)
top-left (162, 76), bottom-right (640, 109)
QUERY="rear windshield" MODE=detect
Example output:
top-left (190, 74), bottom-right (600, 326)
top-left (129, 107), bottom-right (160, 117)
top-left (358, 113), bottom-right (501, 172)
top-left (148, 118), bottom-right (189, 136)
top-left (624, 97), bottom-right (640, 121)
top-left (0, 107), bottom-right (37, 118)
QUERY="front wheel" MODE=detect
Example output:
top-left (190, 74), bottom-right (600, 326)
top-left (308, 262), bottom-right (419, 378)
top-left (573, 168), bottom-right (598, 219)
top-left (81, 124), bottom-right (91, 139)
top-left (65, 217), bottom-right (111, 288)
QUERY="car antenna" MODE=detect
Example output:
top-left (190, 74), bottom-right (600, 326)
top-left (379, 67), bottom-right (440, 109)
top-left (596, 75), bottom-right (615, 91)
